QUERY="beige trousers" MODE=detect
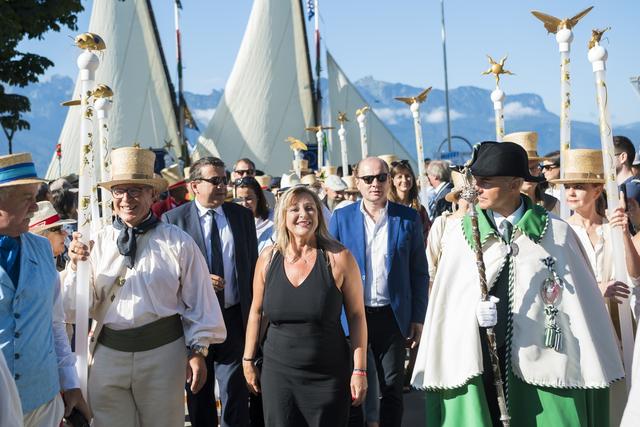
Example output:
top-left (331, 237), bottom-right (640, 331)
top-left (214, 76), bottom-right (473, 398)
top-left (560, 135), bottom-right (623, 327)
top-left (88, 337), bottom-right (187, 427)
top-left (23, 394), bottom-right (64, 427)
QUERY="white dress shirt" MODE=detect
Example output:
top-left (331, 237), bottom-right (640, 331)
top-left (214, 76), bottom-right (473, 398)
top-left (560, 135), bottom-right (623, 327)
top-left (195, 200), bottom-right (239, 308)
top-left (490, 199), bottom-right (526, 239)
top-left (64, 222), bottom-right (226, 347)
top-left (361, 202), bottom-right (390, 307)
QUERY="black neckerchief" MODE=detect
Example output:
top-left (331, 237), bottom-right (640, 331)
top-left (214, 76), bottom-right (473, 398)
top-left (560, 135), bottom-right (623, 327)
top-left (112, 212), bottom-right (159, 268)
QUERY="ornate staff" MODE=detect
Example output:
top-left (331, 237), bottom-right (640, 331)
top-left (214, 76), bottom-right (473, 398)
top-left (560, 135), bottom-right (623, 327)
top-left (93, 84), bottom-right (113, 225)
top-left (482, 55), bottom-right (513, 142)
top-left (395, 88), bottom-right (432, 203)
top-left (56, 143), bottom-right (62, 178)
top-left (337, 112), bottom-right (349, 175)
top-left (74, 31), bottom-right (104, 397)
top-left (286, 136), bottom-right (308, 178)
top-left (532, 6), bottom-right (593, 218)
top-left (460, 166), bottom-right (511, 426)
top-left (305, 125), bottom-right (334, 169)
top-left (355, 106), bottom-right (370, 159)
top-left (588, 28), bottom-right (635, 390)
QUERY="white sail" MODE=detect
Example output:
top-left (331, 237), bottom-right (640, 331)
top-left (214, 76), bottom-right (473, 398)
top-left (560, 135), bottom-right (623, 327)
top-left (631, 76), bottom-right (640, 99)
top-left (196, 0), bottom-right (315, 174)
top-left (326, 51), bottom-right (416, 171)
top-left (46, 0), bottom-right (180, 179)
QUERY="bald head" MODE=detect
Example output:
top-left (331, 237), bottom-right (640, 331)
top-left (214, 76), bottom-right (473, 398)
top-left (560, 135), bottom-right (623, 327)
top-left (355, 157), bottom-right (390, 206)
top-left (355, 157), bottom-right (389, 177)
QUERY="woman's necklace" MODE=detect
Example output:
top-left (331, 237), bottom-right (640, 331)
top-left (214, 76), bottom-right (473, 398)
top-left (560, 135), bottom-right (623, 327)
top-left (285, 249), bottom-right (313, 264)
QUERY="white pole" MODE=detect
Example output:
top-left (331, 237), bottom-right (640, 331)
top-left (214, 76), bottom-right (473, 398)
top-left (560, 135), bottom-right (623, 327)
top-left (589, 42), bottom-right (635, 392)
top-left (75, 46), bottom-right (99, 398)
top-left (94, 96), bottom-right (113, 225)
top-left (338, 123), bottom-right (348, 175)
top-left (410, 102), bottom-right (429, 205)
top-left (491, 88), bottom-right (505, 142)
top-left (356, 111), bottom-right (368, 159)
top-left (557, 28), bottom-right (573, 219)
top-left (316, 129), bottom-right (324, 169)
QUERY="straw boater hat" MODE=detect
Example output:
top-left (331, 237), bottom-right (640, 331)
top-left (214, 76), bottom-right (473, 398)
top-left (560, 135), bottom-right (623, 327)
top-left (278, 172), bottom-right (302, 193)
top-left (503, 131), bottom-right (547, 162)
top-left (548, 149), bottom-right (605, 185)
top-left (0, 153), bottom-right (46, 188)
top-left (29, 201), bottom-right (76, 233)
top-left (378, 154), bottom-right (399, 168)
top-left (445, 170), bottom-right (465, 203)
top-left (300, 174), bottom-right (319, 187)
top-left (324, 175), bottom-right (347, 192)
top-left (342, 175), bottom-right (359, 193)
top-left (254, 175), bottom-right (272, 189)
top-left (98, 147), bottom-right (167, 192)
top-left (160, 163), bottom-right (186, 190)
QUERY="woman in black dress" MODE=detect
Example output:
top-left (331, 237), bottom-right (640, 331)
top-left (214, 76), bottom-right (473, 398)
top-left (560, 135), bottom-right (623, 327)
top-left (243, 186), bottom-right (368, 427)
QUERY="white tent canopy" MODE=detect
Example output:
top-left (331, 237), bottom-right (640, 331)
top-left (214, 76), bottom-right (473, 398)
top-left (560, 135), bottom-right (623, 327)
top-left (46, 0), bottom-right (180, 179)
top-left (195, 0), bottom-right (315, 175)
top-left (326, 51), bottom-right (416, 171)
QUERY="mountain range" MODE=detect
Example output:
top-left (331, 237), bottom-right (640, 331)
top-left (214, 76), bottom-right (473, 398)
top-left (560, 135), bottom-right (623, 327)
top-left (5, 74), bottom-right (640, 175)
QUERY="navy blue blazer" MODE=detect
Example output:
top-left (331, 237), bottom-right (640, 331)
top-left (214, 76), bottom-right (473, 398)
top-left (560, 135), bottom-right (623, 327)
top-left (162, 201), bottom-right (258, 327)
top-left (329, 201), bottom-right (429, 337)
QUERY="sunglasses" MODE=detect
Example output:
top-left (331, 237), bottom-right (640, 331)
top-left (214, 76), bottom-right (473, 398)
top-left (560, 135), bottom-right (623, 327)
top-left (233, 177), bottom-right (258, 187)
top-left (111, 187), bottom-right (148, 199)
top-left (198, 176), bottom-right (228, 186)
top-left (358, 173), bottom-right (389, 184)
top-left (233, 169), bottom-right (255, 176)
top-left (539, 164), bottom-right (559, 171)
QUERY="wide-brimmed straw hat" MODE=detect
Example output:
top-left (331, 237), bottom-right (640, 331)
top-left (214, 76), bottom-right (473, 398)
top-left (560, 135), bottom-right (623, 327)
top-left (0, 153), bottom-right (46, 188)
top-left (29, 201), bottom-right (76, 233)
top-left (98, 147), bottom-right (167, 192)
top-left (378, 154), bottom-right (399, 168)
top-left (342, 175), bottom-right (359, 193)
top-left (445, 170), bottom-right (465, 203)
top-left (161, 163), bottom-right (186, 190)
top-left (548, 149), bottom-right (605, 185)
top-left (254, 175), bottom-right (272, 189)
top-left (325, 174), bottom-right (347, 192)
top-left (503, 131), bottom-right (548, 162)
top-left (278, 172), bottom-right (302, 193)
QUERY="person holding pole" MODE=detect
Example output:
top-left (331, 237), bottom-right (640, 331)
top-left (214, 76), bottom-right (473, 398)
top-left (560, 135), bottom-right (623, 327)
top-left (0, 153), bottom-right (90, 426)
top-left (412, 141), bottom-right (624, 426)
top-left (65, 147), bottom-right (226, 426)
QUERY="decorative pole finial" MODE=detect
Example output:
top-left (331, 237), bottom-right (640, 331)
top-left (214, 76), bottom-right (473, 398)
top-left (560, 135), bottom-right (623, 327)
top-left (337, 112), bottom-right (349, 176)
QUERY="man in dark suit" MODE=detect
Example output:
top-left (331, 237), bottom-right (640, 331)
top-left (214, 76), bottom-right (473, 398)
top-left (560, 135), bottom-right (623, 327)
top-left (426, 160), bottom-right (453, 220)
top-left (162, 156), bottom-right (258, 427)
top-left (329, 157), bottom-right (429, 427)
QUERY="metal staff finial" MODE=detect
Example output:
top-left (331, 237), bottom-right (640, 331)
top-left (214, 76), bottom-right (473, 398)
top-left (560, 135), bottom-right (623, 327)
top-left (355, 106), bottom-right (370, 159)
top-left (337, 112), bottom-right (349, 176)
top-left (482, 55), bottom-right (515, 87)
top-left (482, 55), bottom-right (512, 141)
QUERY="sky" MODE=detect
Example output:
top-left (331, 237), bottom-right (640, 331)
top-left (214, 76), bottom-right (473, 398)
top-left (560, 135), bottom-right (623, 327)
top-left (18, 0), bottom-right (640, 125)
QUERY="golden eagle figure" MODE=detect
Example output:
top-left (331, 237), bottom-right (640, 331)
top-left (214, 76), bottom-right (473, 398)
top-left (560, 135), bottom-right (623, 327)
top-left (531, 6), bottom-right (593, 34)
top-left (394, 87), bottom-right (432, 106)
top-left (285, 137), bottom-right (308, 152)
top-left (482, 55), bottom-right (514, 85)
top-left (61, 84), bottom-right (113, 107)
top-left (75, 32), bottom-right (106, 51)
top-left (337, 112), bottom-right (349, 123)
top-left (588, 27), bottom-right (611, 49)
top-left (356, 106), bottom-right (370, 116)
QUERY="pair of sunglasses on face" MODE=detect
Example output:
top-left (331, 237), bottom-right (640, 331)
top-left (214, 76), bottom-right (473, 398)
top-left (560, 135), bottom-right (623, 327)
top-left (357, 173), bottom-right (389, 184)
top-left (198, 176), bottom-right (228, 186)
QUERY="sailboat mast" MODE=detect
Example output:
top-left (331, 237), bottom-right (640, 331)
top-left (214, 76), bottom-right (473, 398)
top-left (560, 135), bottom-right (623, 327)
top-left (313, 0), bottom-right (322, 165)
top-left (174, 0), bottom-right (187, 165)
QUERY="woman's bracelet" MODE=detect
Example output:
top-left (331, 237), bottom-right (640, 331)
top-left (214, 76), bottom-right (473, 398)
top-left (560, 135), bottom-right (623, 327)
top-left (242, 357), bottom-right (255, 362)
top-left (352, 370), bottom-right (367, 377)
top-left (353, 368), bottom-right (366, 373)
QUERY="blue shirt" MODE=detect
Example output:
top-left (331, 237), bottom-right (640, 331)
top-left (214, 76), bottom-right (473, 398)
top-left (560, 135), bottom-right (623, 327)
top-left (0, 233), bottom-right (78, 413)
top-left (621, 176), bottom-right (640, 206)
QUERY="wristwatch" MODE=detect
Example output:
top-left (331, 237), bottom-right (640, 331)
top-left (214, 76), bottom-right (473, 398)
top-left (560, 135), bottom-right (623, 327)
top-left (189, 344), bottom-right (209, 358)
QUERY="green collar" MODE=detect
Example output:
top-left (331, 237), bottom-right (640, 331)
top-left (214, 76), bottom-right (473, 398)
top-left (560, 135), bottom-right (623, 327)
top-left (462, 196), bottom-right (549, 250)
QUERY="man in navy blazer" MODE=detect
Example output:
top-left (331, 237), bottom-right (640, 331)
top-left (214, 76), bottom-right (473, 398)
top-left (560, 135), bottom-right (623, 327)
top-left (330, 157), bottom-right (428, 427)
top-left (162, 157), bottom-right (258, 427)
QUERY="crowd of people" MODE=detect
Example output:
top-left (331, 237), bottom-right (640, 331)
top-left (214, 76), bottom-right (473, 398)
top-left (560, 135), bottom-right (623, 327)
top-left (2, 132), bottom-right (640, 426)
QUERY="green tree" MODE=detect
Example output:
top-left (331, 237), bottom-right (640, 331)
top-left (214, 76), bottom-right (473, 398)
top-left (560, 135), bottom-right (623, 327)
top-left (0, 0), bottom-right (83, 153)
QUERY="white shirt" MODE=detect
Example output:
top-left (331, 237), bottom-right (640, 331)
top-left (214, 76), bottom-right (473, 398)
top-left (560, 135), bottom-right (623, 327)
top-left (64, 222), bottom-right (226, 347)
top-left (490, 199), bottom-right (526, 239)
top-left (361, 201), bottom-right (390, 307)
top-left (0, 352), bottom-right (21, 427)
top-left (195, 200), bottom-right (239, 308)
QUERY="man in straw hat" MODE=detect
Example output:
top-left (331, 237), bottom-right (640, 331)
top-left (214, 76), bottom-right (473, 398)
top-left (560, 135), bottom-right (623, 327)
top-left (163, 156), bottom-right (259, 427)
top-left (151, 163), bottom-right (190, 218)
top-left (0, 153), bottom-right (90, 426)
top-left (412, 141), bottom-right (623, 426)
top-left (66, 147), bottom-right (226, 426)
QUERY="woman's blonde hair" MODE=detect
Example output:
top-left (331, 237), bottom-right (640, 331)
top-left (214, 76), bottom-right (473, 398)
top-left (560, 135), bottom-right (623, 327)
top-left (274, 186), bottom-right (342, 253)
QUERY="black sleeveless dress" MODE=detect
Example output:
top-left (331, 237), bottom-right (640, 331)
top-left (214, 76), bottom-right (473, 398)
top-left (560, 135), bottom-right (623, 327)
top-left (261, 249), bottom-right (350, 427)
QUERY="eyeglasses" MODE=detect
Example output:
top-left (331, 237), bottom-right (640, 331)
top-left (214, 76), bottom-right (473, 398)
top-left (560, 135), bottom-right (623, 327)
top-left (111, 187), bottom-right (148, 199)
top-left (46, 226), bottom-right (63, 234)
top-left (357, 173), bottom-right (389, 184)
top-left (198, 176), bottom-right (228, 186)
top-left (539, 164), bottom-right (559, 171)
top-left (233, 169), bottom-right (255, 177)
top-left (233, 177), bottom-right (258, 187)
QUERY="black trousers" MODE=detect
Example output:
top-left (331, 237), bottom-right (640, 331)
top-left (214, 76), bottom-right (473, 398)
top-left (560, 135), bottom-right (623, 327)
top-left (185, 304), bottom-right (251, 427)
top-left (366, 306), bottom-right (406, 427)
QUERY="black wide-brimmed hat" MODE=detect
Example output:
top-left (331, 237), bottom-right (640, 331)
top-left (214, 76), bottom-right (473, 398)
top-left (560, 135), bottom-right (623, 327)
top-left (469, 141), bottom-right (545, 183)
